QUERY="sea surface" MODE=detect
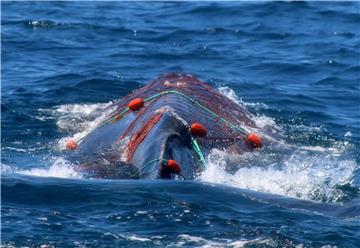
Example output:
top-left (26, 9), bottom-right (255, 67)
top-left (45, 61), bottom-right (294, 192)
top-left (1, 1), bottom-right (360, 247)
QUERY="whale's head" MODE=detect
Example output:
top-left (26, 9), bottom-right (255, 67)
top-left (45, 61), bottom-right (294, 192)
top-left (126, 107), bottom-right (201, 179)
top-left (66, 73), bottom-right (258, 180)
top-left (70, 104), bottom-right (203, 179)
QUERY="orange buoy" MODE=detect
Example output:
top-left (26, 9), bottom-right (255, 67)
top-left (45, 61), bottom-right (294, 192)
top-left (66, 138), bottom-right (77, 150)
top-left (246, 133), bottom-right (262, 149)
top-left (166, 159), bottom-right (181, 174)
top-left (128, 98), bottom-right (144, 111)
top-left (190, 122), bottom-right (207, 138)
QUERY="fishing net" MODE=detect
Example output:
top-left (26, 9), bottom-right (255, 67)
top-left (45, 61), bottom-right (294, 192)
top-left (76, 73), bottom-right (256, 165)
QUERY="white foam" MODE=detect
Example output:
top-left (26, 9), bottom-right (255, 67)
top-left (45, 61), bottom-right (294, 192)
top-left (17, 158), bottom-right (82, 179)
top-left (213, 86), bottom-right (358, 202)
top-left (344, 131), bottom-right (352, 137)
top-left (198, 148), bottom-right (356, 202)
top-left (218, 86), bottom-right (279, 138)
top-left (28, 86), bottom-right (357, 203)
top-left (55, 103), bottom-right (112, 115)
top-left (2, 147), bottom-right (27, 153)
top-left (1, 163), bottom-right (14, 173)
top-left (252, 115), bottom-right (277, 129)
top-left (55, 102), bottom-right (113, 131)
top-left (218, 86), bottom-right (269, 109)
top-left (2, 146), bottom-right (45, 153)
top-left (100, 233), bottom-right (270, 247)
top-left (218, 86), bottom-right (243, 104)
top-left (47, 102), bottom-right (116, 150)
top-left (119, 234), bottom-right (151, 242)
top-left (175, 234), bottom-right (271, 248)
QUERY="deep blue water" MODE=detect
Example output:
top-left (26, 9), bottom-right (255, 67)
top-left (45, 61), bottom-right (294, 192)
top-left (1, 1), bottom-right (360, 247)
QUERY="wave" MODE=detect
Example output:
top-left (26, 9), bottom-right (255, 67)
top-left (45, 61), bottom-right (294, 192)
top-left (199, 148), bottom-right (356, 203)
top-left (201, 86), bottom-right (359, 202)
top-left (8, 85), bottom-right (356, 204)
top-left (2, 158), bottom-right (82, 179)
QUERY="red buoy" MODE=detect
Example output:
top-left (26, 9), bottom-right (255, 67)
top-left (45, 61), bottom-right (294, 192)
top-left (66, 138), bottom-right (77, 150)
top-left (246, 133), bottom-right (262, 149)
top-left (166, 159), bottom-right (181, 174)
top-left (128, 98), bottom-right (144, 111)
top-left (190, 122), bottom-right (207, 138)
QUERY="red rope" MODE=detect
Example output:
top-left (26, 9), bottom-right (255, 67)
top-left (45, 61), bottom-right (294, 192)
top-left (125, 112), bottom-right (163, 162)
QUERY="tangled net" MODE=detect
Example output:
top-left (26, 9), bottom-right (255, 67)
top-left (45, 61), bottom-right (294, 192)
top-left (76, 73), bottom-right (257, 166)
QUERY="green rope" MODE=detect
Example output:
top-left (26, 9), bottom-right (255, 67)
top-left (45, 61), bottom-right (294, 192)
top-left (144, 90), bottom-right (248, 135)
top-left (130, 158), bottom-right (164, 178)
top-left (190, 137), bottom-right (206, 170)
top-left (129, 138), bottom-right (206, 179)
top-left (98, 108), bottom-right (129, 128)
top-left (77, 108), bottom-right (130, 144)
top-left (76, 90), bottom-right (248, 163)
top-left (91, 90), bottom-right (247, 137)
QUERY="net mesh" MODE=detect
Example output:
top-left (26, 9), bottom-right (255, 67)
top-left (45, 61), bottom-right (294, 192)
top-left (98, 72), bottom-right (256, 158)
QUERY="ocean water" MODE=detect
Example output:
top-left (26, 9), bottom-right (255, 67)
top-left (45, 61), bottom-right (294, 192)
top-left (1, 1), bottom-right (360, 247)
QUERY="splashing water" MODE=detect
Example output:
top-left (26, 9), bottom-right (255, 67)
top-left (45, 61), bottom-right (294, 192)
top-left (199, 148), bottom-right (356, 202)
top-left (3, 2), bottom-right (360, 246)
top-left (194, 87), bottom-right (358, 202)
top-left (218, 86), bottom-right (270, 110)
top-left (23, 86), bottom-right (358, 203)
top-left (2, 158), bottom-right (82, 179)
top-left (39, 102), bottom-right (115, 150)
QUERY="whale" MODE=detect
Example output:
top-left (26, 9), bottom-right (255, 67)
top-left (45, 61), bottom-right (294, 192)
top-left (65, 73), bottom-right (263, 179)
